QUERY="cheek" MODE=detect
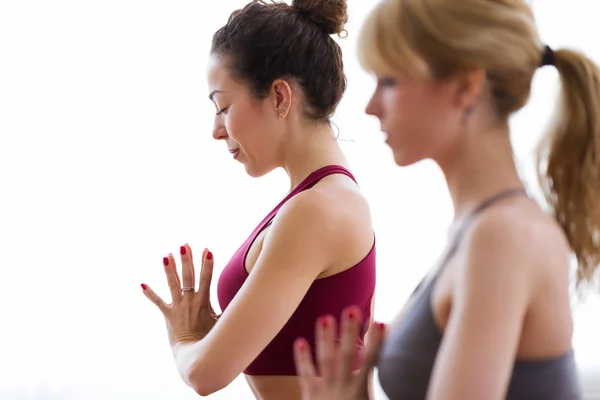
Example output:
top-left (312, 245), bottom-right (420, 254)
top-left (225, 104), bottom-right (261, 144)
top-left (382, 88), bottom-right (455, 165)
top-left (225, 103), bottom-right (277, 158)
top-left (383, 89), bottom-right (431, 142)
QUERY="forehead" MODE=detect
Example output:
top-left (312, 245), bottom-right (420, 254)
top-left (206, 55), bottom-right (255, 106)
top-left (206, 55), bottom-right (235, 92)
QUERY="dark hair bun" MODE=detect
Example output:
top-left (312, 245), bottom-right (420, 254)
top-left (292, 0), bottom-right (348, 35)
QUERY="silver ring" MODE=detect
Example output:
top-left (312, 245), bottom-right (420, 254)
top-left (182, 287), bottom-right (195, 292)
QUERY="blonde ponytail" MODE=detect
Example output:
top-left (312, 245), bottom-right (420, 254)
top-left (537, 48), bottom-right (600, 288)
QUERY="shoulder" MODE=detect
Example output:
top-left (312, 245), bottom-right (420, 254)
top-left (463, 201), bottom-right (567, 273)
top-left (261, 179), bottom-right (372, 268)
top-left (465, 203), bottom-right (538, 260)
top-left (456, 202), bottom-right (556, 300)
top-left (275, 180), bottom-right (371, 238)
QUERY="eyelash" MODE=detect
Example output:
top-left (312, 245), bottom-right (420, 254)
top-left (216, 107), bottom-right (229, 115)
top-left (378, 77), bottom-right (397, 87)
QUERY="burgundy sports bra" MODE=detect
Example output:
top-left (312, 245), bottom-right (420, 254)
top-left (216, 165), bottom-right (377, 375)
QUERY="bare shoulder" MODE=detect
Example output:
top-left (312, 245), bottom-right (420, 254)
top-left (460, 200), bottom-right (570, 285)
top-left (269, 176), bottom-right (373, 267)
top-left (279, 175), bottom-right (371, 231)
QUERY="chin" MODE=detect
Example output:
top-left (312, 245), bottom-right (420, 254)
top-left (392, 151), bottom-right (423, 167)
top-left (243, 163), bottom-right (275, 179)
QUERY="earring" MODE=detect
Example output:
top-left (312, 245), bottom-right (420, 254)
top-left (279, 104), bottom-right (287, 120)
top-left (461, 105), bottom-right (475, 126)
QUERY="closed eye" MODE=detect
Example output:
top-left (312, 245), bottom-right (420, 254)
top-left (216, 107), bottom-right (229, 115)
top-left (378, 77), bottom-right (397, 87)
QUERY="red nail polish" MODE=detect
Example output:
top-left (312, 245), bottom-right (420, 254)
top-left (206, 251), bottom-right (213, 260)
top-left (297, 341), bottom-right (306, 351)
top-left (163, 257), bottom-right (169, 266)
top-left (348, 310), bottom-right (356, 319)
top-left (321, 317), bottom-right (329, 328)
top-left (180, 246), bottom-right (186, 255)
top-left (378, 322), bottom-right (386, 331)
top-left (141, 283), bottom-right (148, 290)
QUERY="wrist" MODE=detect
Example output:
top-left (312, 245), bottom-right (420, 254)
top-left (175, 331), bottom-right (206, 344)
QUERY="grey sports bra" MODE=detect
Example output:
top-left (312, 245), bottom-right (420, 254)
top-left (377, 189), bottom-right (583, 399)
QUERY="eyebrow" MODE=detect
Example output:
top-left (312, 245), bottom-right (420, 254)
top-left (208, 90), bottom-right (224, 101)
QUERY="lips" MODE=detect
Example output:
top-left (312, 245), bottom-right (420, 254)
top-left (229, 148), bottom-right (240, 159)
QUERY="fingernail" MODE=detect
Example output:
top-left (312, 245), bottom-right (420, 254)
top-left (320, 316), bottom-right (329, 328)
top-left (180, 245), bottom-right (186, 255)
top-left (163, 257), bottom-right (169, 266)
top-left (295, 338), bottom-right (306, 351)
top-left (348, 310), bottom-right (355, 319)
top-left (141, 283), bottom-right (148, 290)
top-left (206, 251), bottom-right (213, 260)
top-left (377, 322), bottom-right (386, 331)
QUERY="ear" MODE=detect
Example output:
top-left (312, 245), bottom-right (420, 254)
top-left (449, 67), bottom-right (486, 110)
top-left (270, 79), bottom-right (293, 119)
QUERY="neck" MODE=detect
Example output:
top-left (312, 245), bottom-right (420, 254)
top-left (280, 122), bottom-right (349, 190)
top-left (436, 122), bottom-right (525, 223)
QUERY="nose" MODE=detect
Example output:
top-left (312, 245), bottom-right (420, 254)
top-left (212, 117), bottom-right (228, 141)
top-left (365, 91), bottom-right (381, 119)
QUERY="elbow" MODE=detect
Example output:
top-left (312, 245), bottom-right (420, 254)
top-left (191, 383), bottom-right (222, 397)
top-left (188, 363), bottom-right (228, 397)
top-left (190, 376), bottom-right (225, 397)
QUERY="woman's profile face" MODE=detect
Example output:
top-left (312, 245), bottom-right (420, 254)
top-left (365, 72), bottom-right (466, 167)
top-left (207, 55), bottom-right (283, 178)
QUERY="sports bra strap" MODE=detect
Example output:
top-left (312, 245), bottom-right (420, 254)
top-left (250, 165), bottom-right (357, 237)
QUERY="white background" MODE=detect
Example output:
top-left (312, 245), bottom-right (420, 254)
top-left (1, 1), bottom-right (598, 399)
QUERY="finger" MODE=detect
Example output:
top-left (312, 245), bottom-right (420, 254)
top-left (293, 338), bottom-right (318, 395)
top-left (357, 321), bottom-right (386, 385)
top-left (168, 252), bottom-right (181, 285)
top-left (197, 249), bottom-right (214, 305)
top-left (140, 283), bottom-right (169, 314)
top-left (168, 253), bottom-right (181, 287)
top-left (201, 248), bottom-right (219, 313)
top-left (339, 306), bottom-right (362, 381)
top-left (180, 244), bottom-right (195, 296)
top-left (315, 315), bottom-right (337, 382)
top-left (163, 255), bottom-right (181, 303)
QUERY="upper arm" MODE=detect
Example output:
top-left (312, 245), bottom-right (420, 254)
top-left (191, 192), bottom-right (357, 390)
top-left (426, 212), bottom-right (537, 400)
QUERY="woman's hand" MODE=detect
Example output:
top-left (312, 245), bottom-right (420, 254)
top-left (141, 244), bottom-right (220, 347)
top-left (293, 307), bottom-right (386, 400)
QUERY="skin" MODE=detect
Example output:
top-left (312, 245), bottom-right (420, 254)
top-left (142, 55), bottom-right (375, 399)
top-left (295, 69), bottom-right (574, 399)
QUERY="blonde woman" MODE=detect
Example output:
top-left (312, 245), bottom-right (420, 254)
top-left (294, 0), bottom-right (600, 398)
